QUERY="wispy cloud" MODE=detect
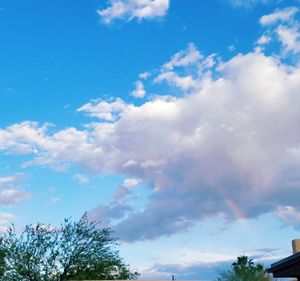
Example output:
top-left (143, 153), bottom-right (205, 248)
top-left (98, 0), bottom-right (170, 24)
top-left (274, 206), bottom-right (300, 228)
top-left (154, 43), bottom-right (213, 91)
top-left (227, 0), bottom-right (273, 8)
top-left (258, 7), bottom-right (300, 54)
top-left (0, 174), bottom-right (30, 207)
top-left (260, 7), bottom-right (298, 26)
top-left (123, 178), bottom-right (141, 188)
top-left (48, 197), bottom-right (60, 205)
top-left (276, 24), bottom-right (300, 54)
top-left (0, 175), bottom-right (21, 184)
top-left (73, 173), bottom-right (89, 184)
top-left (0, 188), bottom-right (30, 207)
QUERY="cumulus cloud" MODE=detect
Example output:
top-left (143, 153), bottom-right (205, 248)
top-left (1, 16), bottom-right (300, 240)
top-left (0, 122), bottom-right (103, 172)
top-left (2, 50), bottom-right (300, 240)
top-left (0, 121), bottom-right (50, 154)
top-left (98, 0), bottom-right (170, 24)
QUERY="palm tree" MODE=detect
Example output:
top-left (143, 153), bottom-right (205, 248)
top-left (216, 255), bottom-right (273, 281)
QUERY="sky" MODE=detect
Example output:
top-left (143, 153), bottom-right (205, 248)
top-left (1, 0), bottom-right (300, 280)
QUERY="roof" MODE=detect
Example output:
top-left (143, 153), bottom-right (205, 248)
top-left (267, 252), bottom-right (300, 278)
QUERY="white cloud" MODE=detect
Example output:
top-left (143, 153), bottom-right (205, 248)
top-left (154, 71), bottom-right (198, 90)
top-left (123, 178), bottom-right (141, 188)
top-left (274, 206), bottom-right (300, 227)
top-left (0, 123), bottom-right (102, 172)
top-left (154, 44), bottom-right (215, 91)
top-left (162, 43), bottom-right (202, 70)
top-left (276, 24), bottom-right (300, 54)
top-left (0, 176), bottom-right (20, 184)
top-left (256, 35), bottom-right (271, 45)
top-left (228, 0), bottom-right (273, 8)
top-left (77, 98), bottom-right (129, 121)
top-left (98, 1), bottom-right (127, 24)
top-left (73, 173), bottom-right (89, 184)
top-left (0, 174), bottom-right (30, 207)
top-left (49, 197), bottom-right (60, 205)
top-left (258, 7), bottom-right (300, 55)
top-left (228, 45), bottom-right (236, 52)
top-left (0, 121), bottom-right (50, 154)
top-left (131, 81), bottom-right (146, 98)
top-left (139, 71), bottom-right (151, 80)
top-left (0, 188), bottom-right (30, 207)
top-left (98, 0), bottom-right (170, 24)
top-left (260, 7), bottom-right (298, 26)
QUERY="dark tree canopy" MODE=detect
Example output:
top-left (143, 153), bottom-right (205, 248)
top-left (216, 255), bottom-right (272, 281)
top-left (0, 215), bottom-right (139, 281)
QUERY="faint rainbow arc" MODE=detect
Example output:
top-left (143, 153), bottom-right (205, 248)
top-left (217, 188), bottom-right (260, 243)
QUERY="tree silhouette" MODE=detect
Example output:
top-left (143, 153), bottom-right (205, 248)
top-left (0, 215), bottom-right (139, 281)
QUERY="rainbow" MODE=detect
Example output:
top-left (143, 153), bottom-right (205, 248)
top-left (218, 188), bottom-right (260, 244)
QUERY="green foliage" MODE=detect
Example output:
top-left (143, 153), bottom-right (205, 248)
top-left (0, 247), bottom-right (6, 278)
top-left (216, 255), bottom-right (272, 281)
top-left (0, 214), bottom-right (139, 281)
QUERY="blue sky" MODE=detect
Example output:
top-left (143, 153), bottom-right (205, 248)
top-left (1, 0), bottom-right (300, 280)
